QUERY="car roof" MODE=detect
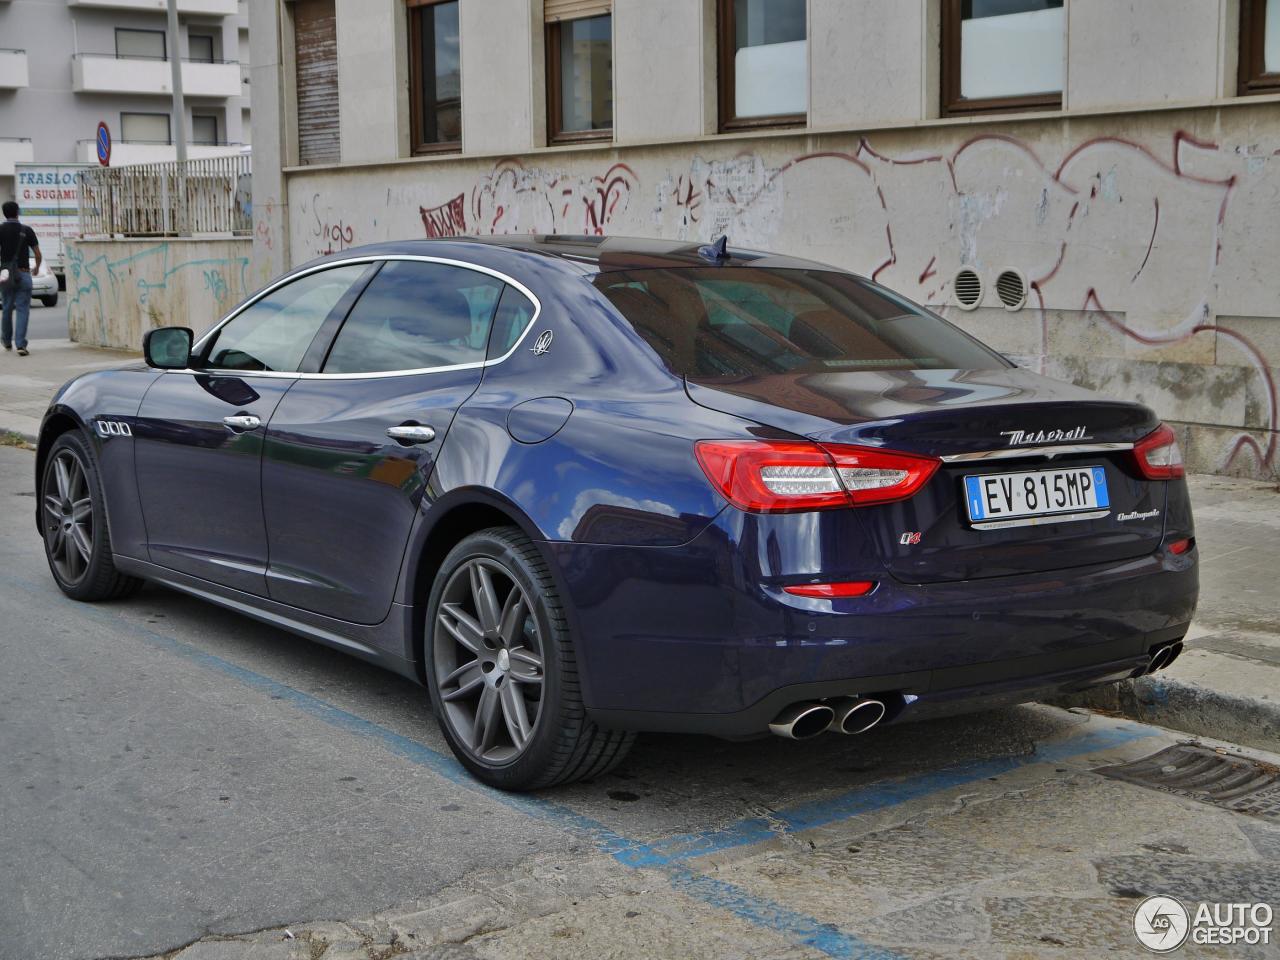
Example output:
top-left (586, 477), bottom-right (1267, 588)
top-left (312, 235), bottom-right (845, 276)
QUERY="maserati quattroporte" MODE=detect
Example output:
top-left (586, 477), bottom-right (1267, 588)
top-left (37, 236), bottom-right (1197, 789)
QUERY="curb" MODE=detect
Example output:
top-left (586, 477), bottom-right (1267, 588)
top-left (1052, 675), bottom-right (1280, 756)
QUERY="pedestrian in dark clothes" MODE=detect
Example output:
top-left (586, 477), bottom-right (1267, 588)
top-left (1, 199), bottom-right (42, 356)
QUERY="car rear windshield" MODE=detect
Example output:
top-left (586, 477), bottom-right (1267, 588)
top-left (594, 267), bottom-right (1006, 377)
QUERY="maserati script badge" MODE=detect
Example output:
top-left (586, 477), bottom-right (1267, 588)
top-left (999, 426), bottom-right (1092, 446)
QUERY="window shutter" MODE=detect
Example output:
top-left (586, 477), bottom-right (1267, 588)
top-left (293, 0), bottom-right (340, 165)
top-left (544, 0), bottom-right (611, 22)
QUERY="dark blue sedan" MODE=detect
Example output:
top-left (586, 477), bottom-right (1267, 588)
top-left (36, 236), bottom-right (1198, 789)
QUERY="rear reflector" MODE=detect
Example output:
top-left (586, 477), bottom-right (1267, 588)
top-left (1133, 423), bottom-right (1185, 479)
top-left (695, 440), bottom-right (939, 513)
top-left (783, 581), bottom-right (877, 598)
top-left (1168, 538), bottom-right (1193, 555)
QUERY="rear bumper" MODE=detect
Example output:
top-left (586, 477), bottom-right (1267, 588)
top-left (546, 517), bottom-right (1198, 737)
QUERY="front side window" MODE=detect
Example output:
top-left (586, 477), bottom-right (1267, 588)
top-left (116, 28), bottom-right (167, 60)
top-left (1240, 0), bottom-right (1280, 95)
top-left (202, 265), bottom-right (367, 372)
top-left (408, 0), bottom-right (461, 153)
top-left (323, 261), bottom-right (505, 373)
top-left (718, 0), bottom-right (806, 131)
top-left (121, 112), bottom-right (170, 144)
top-left (547, 14), bottom-right (613, 143)
top-left (596, 268), bottom-right (1005, 378)
top-left (942, 0), bottom-right (1064, 115)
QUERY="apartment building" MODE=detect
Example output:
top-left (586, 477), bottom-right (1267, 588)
top-left (249, 0), bottom-right (1280, 479)
top-left (0, 0), bottom-right (251, 200)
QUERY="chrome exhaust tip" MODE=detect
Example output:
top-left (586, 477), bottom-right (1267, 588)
top-left (1147, 643), bottom-right (1175, 674)
top-left (828, 697), bottom-right (887, 735)
top-left (768, 702), bottom-right (836, 740)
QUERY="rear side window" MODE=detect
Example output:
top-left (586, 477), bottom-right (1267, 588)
top-left (323, 260), bottom-right (505, 373)
top-left (486, 285), bottom-right (537, 359)
top-left (595, 267), bottom-right (1006, 377)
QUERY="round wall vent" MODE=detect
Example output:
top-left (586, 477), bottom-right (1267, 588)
top-left (995, 268), bottom-right (1028, 311)
top-left (953, 268), bottom-right (983, 310)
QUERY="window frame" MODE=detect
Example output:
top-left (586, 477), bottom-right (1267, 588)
top-left (546, 14), bottom-right (614, 145)
top-left (940, 0), bottom-right (1063, 117)
top-left (1240, 0), bottom-right (1280, 95)
top-left (190, 256), bottom-right (543, 380)
top-left (187, 33), bottom-right (216, 64)
top-left (120, 111), bottom-right (172, 145)
top-left (407, 0), bottom-right (462, 156)
top-left (115, 27), bottom-right (167, 61)
top-left (716, 0), bottom-right (807, 134)
top-left (191, 113), bottom-right (220, 145)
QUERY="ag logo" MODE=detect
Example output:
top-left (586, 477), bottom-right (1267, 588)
top-left (1133, 896), bottom-right (1190, 953)
top-left (530, 329), bottom-right (554, 356)
top-left (899, 531), bottom-right (922, 545)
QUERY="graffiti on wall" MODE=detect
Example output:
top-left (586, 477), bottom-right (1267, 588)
top-left (292, 128), bottom-right (1280, 477)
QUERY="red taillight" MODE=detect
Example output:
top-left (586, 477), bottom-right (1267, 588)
top-left (1133, 423), bottom-right (1185, 480)
top-left (1168, 537), bottom-right (1193, 556)
top-left (783, 581), bottom-right (877, 598)
top-left (694, 440), bottom-right (939, 513)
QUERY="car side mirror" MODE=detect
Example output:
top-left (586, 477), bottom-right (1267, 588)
top-left (143, 327), bottom-right (194, 370)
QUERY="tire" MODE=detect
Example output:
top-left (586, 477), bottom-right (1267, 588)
top-left (40, 432), bottom-right (143, 602)
top-left (425, 526), bottom-right (634, 790)
top-left (40, 294), bottom-right (58, 307)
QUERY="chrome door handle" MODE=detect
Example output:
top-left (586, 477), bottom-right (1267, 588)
top-left (386, 424), bottom-right (436, 444)
top-left (222, 414), bottom-right (261, 431)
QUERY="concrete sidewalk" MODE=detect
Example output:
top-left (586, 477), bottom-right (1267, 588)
top-left (0, 337), bottom-right (139, 440)
top-left (1, 339), bottom-right (1277, 749)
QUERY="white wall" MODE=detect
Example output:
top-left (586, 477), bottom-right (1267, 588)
top-left (459, 0), bottom-right (544, 154)
top-left (614, 0), bottom-right (713, 142)
top-left (336, 0), bottom-right (408, 162)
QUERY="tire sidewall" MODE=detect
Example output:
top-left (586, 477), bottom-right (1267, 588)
top-left (42, 432), bottom-right (112, 600)
top-left (425, 529), bottom-right (572, 790)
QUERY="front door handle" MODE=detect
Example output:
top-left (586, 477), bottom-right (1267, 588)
top-left (386, 424), bottom-right (436, 445)
top-left (223, 414), bottom-right (261, 432)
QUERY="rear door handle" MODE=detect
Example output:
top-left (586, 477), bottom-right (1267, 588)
top-left (222, 414), bottom-right (261, 432)
top-left (386, 424), bottom-right (437, 444)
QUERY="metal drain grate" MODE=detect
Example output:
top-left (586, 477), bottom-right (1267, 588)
top-left (1097, 744), bottom-right (1280, 822)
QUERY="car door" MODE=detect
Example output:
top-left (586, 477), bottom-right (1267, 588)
top-left (133, 263), bottom-right (371, 594)
top-left (260, 257), bottom-right (533, 624)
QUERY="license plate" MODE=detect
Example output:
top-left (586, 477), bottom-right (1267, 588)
top-left (965, 465), bottom-right (1109, 526)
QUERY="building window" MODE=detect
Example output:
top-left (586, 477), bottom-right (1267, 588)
top-left (941, 0), bottom-right (1064, 116)
top-left (717, 0), bottom-right (807, 131)
top-left (192, 114), bottom-right (219, 145)
top-left (189, 34), bottom-right (216, 63)
top-left (116, 28), bottom-right (167, 61)
top-left (408, 0), bottom-right (461, 154)
top-left (121, 112), bottom-right (171, 144)
top-left (294, 0), bottom-right (340, 165)
top-left (546, 7), bottom-right (612, 143)
top-left (1240, 0), bottom-right (1280, 95)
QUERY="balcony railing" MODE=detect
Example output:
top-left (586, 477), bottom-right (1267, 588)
top-left (72, 54), bottom-right (242, 98)
top-left (0, 48), bottom-right (28, 89)
top-left (75, 138), bottom-right (246, 167)
top-left (67, 0), bottom-right (238, 15)
top-left (78, 153), bottom-right (252, 238)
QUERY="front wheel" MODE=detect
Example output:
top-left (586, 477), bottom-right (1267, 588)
top-left (41, 432), bottom-right (142, 601)
top-left (425, 527), bottom-right (634, 790)
top-left (40, 294), bottom-right (58, 307)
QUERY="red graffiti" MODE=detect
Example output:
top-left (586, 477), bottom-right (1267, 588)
top-left (420, 193), bottom-right (467, 238)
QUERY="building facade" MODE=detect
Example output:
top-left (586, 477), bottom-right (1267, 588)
top-left (250, 0), bottom-right (1280, 479)
top-left (0, 0), bottom-right (251, 200)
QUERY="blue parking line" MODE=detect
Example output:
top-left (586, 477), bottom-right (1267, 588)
top-left (9, 571), bottom-right (1153, 959)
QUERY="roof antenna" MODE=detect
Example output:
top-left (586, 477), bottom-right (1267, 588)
top-left (698, 235), bottom-right (730, 264)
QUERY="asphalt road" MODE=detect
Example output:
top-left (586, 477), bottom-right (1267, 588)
top-left (15, 298), bottom-right (68, 344)
top-left (0, 443), bottom-right (1276, 960)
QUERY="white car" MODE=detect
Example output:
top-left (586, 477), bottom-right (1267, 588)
top-left (32, 263), bottom-right (58, 307)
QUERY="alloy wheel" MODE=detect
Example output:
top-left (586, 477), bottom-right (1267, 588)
top-left (434, 557), bottom-right (545, 764)
top-left (43, 450), bottom-right (95, 586)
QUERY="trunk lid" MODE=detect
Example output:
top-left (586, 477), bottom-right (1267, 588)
top-left (687, 367), bottom-right (1168, 582)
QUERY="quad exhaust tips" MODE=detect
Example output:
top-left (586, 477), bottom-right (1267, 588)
top-left (828, 697), bottom-right (888, 735)
top-left (768, 696), bottom-right (894, 739)
top-left (768, 702), bottom-right (836, 740)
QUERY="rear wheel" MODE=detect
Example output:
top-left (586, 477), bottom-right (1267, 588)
top-left (41, 432), bottom-right (142, 601)
top-left (425, 527), bottom-right (634, 790)
top-left (40, 294), bottom-right (58, 308)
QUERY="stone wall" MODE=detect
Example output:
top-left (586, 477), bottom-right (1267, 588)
top-left (280, 101), bottom-right (1280, 480)
top-left (66, 237), bottom-right (263, 352)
